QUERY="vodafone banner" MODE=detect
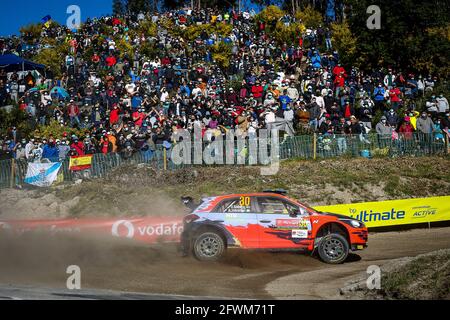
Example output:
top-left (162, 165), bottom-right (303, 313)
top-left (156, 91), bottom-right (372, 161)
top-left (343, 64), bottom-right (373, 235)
top-left (0, 217), bottom-right (184, 244)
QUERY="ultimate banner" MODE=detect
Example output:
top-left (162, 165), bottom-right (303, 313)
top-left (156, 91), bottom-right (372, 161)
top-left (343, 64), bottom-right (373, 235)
top-left (314, 196), bottom-right (450, 228)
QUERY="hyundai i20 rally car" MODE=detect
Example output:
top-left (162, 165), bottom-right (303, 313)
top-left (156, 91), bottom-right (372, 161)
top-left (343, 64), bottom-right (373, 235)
top-left (181, 190), bottom-right (368, 264)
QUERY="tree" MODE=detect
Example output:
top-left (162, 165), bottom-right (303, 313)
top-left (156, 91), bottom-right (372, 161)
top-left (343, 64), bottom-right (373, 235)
top-left (113, 0), bottom-right (126, 15)
top-left (346, 0), bottom-right (450, 77)
top-left (295, 6), bottom-right (323, 28)
top-left (126, 0), bottom-right (151, 13)
top-left (330, 21), bottom-right (356, 65)
top-left (162, 0), bottom-right (187, 10)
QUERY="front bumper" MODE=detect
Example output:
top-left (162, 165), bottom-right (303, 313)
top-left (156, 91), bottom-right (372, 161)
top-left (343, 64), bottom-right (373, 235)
top-left (351, 229), bottom-right (368, 250)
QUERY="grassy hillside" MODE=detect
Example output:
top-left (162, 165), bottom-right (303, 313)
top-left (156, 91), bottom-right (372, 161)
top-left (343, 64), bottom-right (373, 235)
top-left (59, 156), bottom-right (450, 217)
top-left (1, 156), bottom-right (449, 219)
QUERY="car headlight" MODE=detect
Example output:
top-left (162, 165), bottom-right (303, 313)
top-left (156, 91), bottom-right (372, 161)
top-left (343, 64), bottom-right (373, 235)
top-left (341, 219), bottom-right (365, 228)
top-left (350, 220), bottom-right (363, 228)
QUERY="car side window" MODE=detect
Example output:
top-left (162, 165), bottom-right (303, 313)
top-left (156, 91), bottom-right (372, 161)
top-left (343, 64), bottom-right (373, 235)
top-left (256, 197), bottom-right (300, 215)
top-left (217, 197), bottom-right (252, 213)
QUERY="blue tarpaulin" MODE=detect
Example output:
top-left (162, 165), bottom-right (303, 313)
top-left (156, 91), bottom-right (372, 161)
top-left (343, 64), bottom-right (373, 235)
top-left (0, 54), bottom-right (45, 72)
top-left (50, 86), bottom-right (69, 99)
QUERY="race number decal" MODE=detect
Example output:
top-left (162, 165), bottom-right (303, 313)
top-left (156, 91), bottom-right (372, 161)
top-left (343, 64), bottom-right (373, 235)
top-left (240, 196), bottom-right (251, 207)
top-left (298, 219), bottom-right (310, 229)
top-left (292, 229), bottom-right (308, 239)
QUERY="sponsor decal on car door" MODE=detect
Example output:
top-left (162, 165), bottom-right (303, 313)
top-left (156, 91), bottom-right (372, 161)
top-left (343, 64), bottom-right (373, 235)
top-left (217, 196), bottom-right (259, 248)
top-left (255, 196), bottom-right (312, 249)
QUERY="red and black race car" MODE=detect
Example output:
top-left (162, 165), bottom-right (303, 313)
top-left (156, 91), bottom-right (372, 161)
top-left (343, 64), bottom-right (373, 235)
top-left (181, 190), bottom-right (368, 264)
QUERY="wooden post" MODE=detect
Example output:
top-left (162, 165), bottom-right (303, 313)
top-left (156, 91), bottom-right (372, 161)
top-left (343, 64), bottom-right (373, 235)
top-left (163, 148), bottom-right (167, 171)
top-left (313, 133), bottom-right (317, 160)
top-left (445, 131), bottom-right (449, 155)
top-left (10, 158), bottom-right (15, 188)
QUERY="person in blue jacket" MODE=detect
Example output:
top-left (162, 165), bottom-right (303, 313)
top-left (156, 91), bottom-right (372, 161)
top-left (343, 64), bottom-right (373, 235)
top-left (373, 83), bottom-right (386, 112)
top-left (42, 139), bottom-right (60, 162)
top-left (311, 50), bottom-right (322, 69)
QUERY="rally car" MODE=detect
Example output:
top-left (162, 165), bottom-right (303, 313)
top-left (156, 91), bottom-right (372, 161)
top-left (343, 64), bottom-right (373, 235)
top-left (180, 190), bottom-right (368, 264)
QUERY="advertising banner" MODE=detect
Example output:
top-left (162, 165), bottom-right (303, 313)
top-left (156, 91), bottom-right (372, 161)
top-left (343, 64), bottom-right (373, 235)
top-left (314, 196), bottom-right (450, 228)
top-left (0, 217), bottom-right (184, 244)
top-left (1, 197), bottom-right (449, 244)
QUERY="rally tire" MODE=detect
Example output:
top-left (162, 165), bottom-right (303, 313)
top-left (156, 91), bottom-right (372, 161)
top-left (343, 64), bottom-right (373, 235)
top-left (317, 233), bottom-right (349, 264)
top-left (193, 232), bottom-right (226, 261)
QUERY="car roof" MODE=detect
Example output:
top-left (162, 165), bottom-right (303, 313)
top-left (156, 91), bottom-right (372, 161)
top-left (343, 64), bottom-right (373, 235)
top-left (194, 193), bottom-right (316, 214)
top-left (210, 193), bottom-right (288, 200)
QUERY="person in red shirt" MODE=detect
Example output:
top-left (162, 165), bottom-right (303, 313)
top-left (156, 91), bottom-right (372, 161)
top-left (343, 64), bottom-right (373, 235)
top-left (70, 138), bottom-right (85, 156)
top-left (161, 57), bottom-right (171, 66)
top-left (19, 99), bottom-right (27, 111)
top-left (112, 17), bottom-right (122, 26)
top-left (251, 80), bottom-right (263, 103)
top-left (398, 117), bottom-right (414, 140)
top-left (332, 63), bottom-right (347, 78)
top-left (67, 100), bottom-right (80, 127)
top-left (334, 73), bottom-right (345, 97)
top-left (91, 52), bottom-right (101, 65)
top-left (100, 135), bottom-right (112, 154)
top-left (105, 54), bottom-right (117, 67)
top-left (132, 108), bottom-right (146, 127)
top-left (389, 86), bottom-right (402, 111)
top-left (110, 105), bottom-right (120, 125)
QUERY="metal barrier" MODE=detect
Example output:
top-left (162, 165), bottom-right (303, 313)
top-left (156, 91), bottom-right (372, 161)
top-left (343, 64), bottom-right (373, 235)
top-left (0, 133), bottom-right (448, 188)
top-left (280, 133), bottom-right (448, 160)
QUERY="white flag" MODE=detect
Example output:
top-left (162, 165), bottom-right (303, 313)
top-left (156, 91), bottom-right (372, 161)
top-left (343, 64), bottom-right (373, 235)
top-left (24, 162), bottom-right (62, 187)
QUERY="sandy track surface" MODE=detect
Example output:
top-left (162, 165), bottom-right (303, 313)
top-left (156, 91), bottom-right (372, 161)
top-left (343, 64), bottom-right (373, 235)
top-left (266, 227), bottom-right (450, 299)
top-left (0, 227), bottom-right (449, 299)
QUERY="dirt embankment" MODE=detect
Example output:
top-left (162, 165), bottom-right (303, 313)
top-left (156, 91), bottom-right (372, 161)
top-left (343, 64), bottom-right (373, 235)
top-left (340, 249), bottom-right (450, 300)
top-left (1, 156), bottom-right (449, 219)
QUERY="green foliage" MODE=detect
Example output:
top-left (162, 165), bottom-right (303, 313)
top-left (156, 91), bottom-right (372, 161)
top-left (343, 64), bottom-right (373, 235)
top-left (20, 23), bottom-right (43, 42)
top-left (182, 22), bottom-right (233, 42)
top-left (115, 38), bottom-right (134, 59)
top-left (211, 42), bottom-right (232, 69)
top-left (257, 5), bottom-right (285, 24)
top-left (273, 21), bottom-right (305, 45)
top-left (330, 22), bottom-right (357, 65)
top-left (138, 19), bottom-right (158, 37)
top-left (257, 5), bottom-right (308, 46)
top-left (34, 48), bottom-right (63, 78)
top-left (158, 17), bottom-right (180, 37)
top-left (140, 42), bottom-right (160, 60)
top-left (227, 74), bottom-right (244, 92)
top-left (34, 121), bottom-right (88, 140)
top-left (295, 6), bottom-right (323, 28)
top-left (346, 0), bottom-right (450, 78)
top-left (0, 107), bottom-right (29, 136)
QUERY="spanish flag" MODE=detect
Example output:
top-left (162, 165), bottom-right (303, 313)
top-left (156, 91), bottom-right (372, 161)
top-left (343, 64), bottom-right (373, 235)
top-left (69, 155), bottom-right (93, 171)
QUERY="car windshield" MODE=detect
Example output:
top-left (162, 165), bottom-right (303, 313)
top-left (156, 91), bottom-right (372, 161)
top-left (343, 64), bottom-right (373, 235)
top-left (294, 200), bottom-right (320, 214)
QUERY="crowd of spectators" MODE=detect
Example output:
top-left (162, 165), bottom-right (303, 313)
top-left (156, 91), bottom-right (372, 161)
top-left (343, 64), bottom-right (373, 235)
top-left (0, 7), bottom-right (449, 162)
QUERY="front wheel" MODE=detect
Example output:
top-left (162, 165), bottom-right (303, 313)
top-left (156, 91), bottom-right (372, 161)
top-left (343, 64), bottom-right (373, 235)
top-left (317, 233), bottom-right (349, 264)
top-left (193, 232), bottom-right (226, 261)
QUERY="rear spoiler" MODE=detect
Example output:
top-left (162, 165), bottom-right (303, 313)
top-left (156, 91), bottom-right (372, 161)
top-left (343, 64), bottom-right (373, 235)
top-left (181, 196), bottom-right (198, 212)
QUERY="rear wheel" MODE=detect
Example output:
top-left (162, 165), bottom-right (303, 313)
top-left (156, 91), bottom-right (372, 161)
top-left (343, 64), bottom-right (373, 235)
top-left (317, 233), bottom-right (349, 264)
top-left (193, 232), bottom-right (226, 261)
